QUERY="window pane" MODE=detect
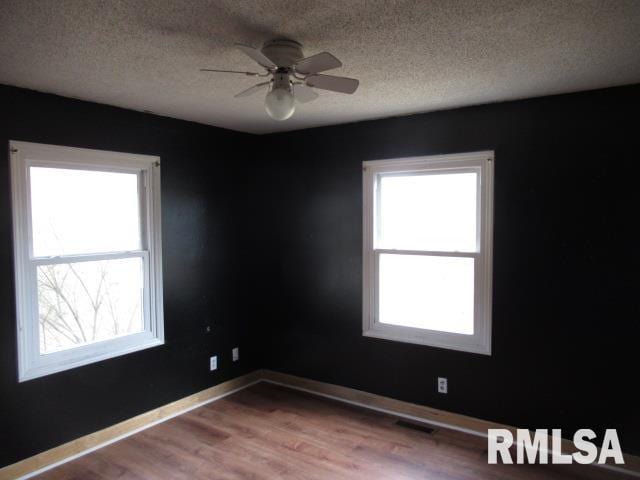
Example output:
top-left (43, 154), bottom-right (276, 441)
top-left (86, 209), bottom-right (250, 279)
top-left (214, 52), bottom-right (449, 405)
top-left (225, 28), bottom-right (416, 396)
top-left (378, 172), bottom-right (477, 252)
top-left (378, 254), bottom-right (474, 334)
top-left (37, 257), bottom-right (144, 354)
top-left (30, 167), bottom-right (141, 257)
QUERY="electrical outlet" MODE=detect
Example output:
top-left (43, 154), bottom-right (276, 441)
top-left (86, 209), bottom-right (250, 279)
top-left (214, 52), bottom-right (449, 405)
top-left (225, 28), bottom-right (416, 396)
top-left (438, 377), bottom-right (448, 394)
top-left (232, 347), bottom-right (239, 362)
top-left (209, 355), bottom-right (217, 371)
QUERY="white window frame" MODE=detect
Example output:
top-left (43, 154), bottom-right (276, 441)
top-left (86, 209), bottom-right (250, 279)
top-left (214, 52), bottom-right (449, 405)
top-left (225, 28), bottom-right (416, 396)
top-left (10, 141), bottom-right (164, 381)
top-left (362, 151), bottom-right (494, 355)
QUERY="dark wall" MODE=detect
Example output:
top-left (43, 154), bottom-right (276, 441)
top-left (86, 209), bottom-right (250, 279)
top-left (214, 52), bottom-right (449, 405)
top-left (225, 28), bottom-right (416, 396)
top-left (2, 82), bottom-right (639, 467)
top-left (254, 85), bottom-right (640, 455)
top-left (0, 85), bottom-right (259, 467)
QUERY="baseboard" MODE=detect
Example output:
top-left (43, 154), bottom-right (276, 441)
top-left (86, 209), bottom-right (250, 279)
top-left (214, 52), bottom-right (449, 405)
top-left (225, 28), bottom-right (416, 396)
top-left (260, 369), bottom-right (640, 479)
top-left (2, 368), bottom-right (638, 479)
top-left (0, 371), bottom-right (262, 480)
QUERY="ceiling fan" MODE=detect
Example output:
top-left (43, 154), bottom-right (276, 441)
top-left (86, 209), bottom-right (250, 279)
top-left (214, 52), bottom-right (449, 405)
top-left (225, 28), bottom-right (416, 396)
top-left (200, 39), bottom-right (359, 121)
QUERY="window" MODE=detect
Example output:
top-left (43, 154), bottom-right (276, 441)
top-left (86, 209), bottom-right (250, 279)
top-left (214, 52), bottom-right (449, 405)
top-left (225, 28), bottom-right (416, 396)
top-left (10, 141), bottom-right (164, 381)
top-left (362, 151), bottom-right (493, 354)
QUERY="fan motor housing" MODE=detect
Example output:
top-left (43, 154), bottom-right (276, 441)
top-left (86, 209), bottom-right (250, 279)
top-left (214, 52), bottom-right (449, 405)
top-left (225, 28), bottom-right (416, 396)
top-left (261, 39), bottom-right (304, 68)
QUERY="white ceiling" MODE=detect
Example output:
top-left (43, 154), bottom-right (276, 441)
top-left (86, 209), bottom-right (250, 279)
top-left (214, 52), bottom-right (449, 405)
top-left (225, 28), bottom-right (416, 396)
top-left (1, 0), bottom-right (640, 134)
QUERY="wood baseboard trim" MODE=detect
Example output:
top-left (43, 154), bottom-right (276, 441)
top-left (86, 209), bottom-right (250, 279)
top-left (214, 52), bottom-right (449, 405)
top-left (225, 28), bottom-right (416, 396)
top-left (260, 369), bottom-right (505, 436)
top-left (0, 371), bottom-right (262, 480)
top-left (260, 369), bottom-right (640, 479)
top-left (2, 369), bottom-right (638, 479)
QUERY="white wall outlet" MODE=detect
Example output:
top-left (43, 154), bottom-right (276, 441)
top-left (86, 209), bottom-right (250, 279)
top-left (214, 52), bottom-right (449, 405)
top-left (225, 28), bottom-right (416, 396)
top-left (232, 347), bottom-right (239, 362)
top-left (209, 355), bottom-right (217, 371)
top-left (438, 377), bottom-right (448, 394)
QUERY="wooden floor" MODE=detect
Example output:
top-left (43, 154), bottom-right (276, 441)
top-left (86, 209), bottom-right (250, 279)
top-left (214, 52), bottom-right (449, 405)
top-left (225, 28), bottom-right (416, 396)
top-left (36, 382), bottom-right (629, 479)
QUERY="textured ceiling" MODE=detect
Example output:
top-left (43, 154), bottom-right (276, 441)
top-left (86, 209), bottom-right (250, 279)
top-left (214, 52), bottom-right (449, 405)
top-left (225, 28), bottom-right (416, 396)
top-left (1, 0), bottom-right (640, 134)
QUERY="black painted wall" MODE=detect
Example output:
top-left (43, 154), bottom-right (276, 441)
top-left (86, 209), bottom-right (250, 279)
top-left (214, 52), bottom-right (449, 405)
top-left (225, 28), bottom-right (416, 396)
top-left (253, 85), bottom-right (640, 455)
top-left (2, 83), bottom-right (639, 467)
top-left (0, 85), bottom-right (259, 467)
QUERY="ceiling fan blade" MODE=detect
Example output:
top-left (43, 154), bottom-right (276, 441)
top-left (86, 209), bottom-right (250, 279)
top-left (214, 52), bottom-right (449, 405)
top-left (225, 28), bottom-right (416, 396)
top-left (294, 52), bottom-right (342, 74)
top-left (305, 74), bottom-right (359, 94)
top-left (234, 81), bottom-right (270, 98)
top-left (235, 44), bottom-right (277, 70)
top-left (201, 68), bottom-right (261, 76)
top-left (294, 84), bottom-right (319, 103)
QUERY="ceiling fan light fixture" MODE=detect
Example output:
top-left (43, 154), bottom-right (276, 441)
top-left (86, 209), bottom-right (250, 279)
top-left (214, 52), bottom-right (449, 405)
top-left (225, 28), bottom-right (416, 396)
top-left (265, 73), bottom-right (295, 121)
top-left (200, 39), bottom-right (360, 121)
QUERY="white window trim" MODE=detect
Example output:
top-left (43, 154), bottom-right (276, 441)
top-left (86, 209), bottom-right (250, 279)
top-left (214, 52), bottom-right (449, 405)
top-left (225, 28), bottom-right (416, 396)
top-left (10, 141), bottom-right (165, 382)
top-left (362, 151), bottom-right (494, 355)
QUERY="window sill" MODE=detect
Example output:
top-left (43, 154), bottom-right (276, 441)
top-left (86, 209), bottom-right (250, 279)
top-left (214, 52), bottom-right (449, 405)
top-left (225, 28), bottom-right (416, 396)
top-left (363, 327), bottom-right (491, 355)
top-left (19, 337), bottom-right (164, 382)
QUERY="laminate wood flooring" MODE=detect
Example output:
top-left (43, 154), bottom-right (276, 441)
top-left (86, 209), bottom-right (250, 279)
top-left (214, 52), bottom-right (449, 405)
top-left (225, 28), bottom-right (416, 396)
top-left (35, 382), bottom-right (630, 479)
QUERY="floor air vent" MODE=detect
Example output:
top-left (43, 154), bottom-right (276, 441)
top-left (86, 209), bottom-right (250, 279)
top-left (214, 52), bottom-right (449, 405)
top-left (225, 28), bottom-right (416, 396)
top-left (395, 420), bottom-right (438, 434)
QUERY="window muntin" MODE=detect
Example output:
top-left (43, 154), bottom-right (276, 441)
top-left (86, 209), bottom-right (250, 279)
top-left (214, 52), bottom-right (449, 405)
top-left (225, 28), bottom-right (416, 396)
top-left (11, 141), bottom-right (164, 381)
top-left (363, 152), bottom-right (493, 354)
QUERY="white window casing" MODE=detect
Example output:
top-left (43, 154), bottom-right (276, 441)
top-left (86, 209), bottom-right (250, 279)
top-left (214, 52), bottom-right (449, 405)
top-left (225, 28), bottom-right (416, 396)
top-left (10, 141), bottom-right (164, 381)
top-left (362, 151), bottom-right (494, 355)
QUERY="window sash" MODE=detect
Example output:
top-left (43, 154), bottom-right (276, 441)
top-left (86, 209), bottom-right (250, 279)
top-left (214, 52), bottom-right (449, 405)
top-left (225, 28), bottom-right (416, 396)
top-left (25, 251), bottom-right (153, 368)
top-left (372, 250), bottom-right (480, 339)
top-left (374, 167), bottom-right (482, 254)
top-left (25, 163), bottom-right (147, 259)
top-left (10, 141), bottom-right (164, 381)
top-left (362, 151), bottom-right (493, 355)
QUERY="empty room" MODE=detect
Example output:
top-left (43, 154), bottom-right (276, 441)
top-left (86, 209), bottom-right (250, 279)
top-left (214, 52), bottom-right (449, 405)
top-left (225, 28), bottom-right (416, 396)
top-left (0, 1), bottom-right (639, 479)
